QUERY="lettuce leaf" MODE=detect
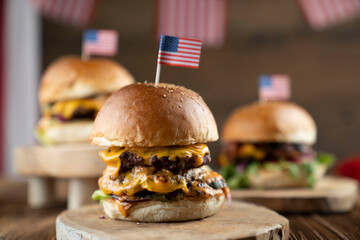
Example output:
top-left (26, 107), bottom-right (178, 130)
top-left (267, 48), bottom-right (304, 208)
top-left (227, 173), bottom-right (249, 189)
top-left (287, 163), bottom-right (300, 179)
top-left (220, 164), bottom-right (236, 180)
top-left (220, 162), bottom-right (258, 189)
top-left (316, 152), bottom-right (335, 166)
top-left (92, 189), bottom-right (111, 201)
top-left (301, 162), bottom-right (317, 188)
top-left (34, 129), bottom-right (53, 146)
top-left (220, 152), bottom-right (335, 189)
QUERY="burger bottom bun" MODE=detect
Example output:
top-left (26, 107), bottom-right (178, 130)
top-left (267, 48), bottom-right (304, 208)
top-left (39, 120), bottom-right (93, 144)
top-left (247, 164), bottom-right (327, 189)
top-left (102, 194), bottom-right (225, 222)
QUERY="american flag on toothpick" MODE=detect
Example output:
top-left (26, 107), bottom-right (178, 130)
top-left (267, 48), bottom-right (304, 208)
top-left (31, 0), bottom-right (98, 28)
top-left (297, 0), bottom-right (360, 30)
top-left (155, 35), bottom-right (202, 85)
top-left (82, 29), bottom-right (118, 57)
top-left (156, 0), bottom-right (227, 48)
top-left (158, 35), bottom-right (202, 69)
top-left (258, 75), bottom-right (291, 101)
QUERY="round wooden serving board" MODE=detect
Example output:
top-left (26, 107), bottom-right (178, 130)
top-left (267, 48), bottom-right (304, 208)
top-left (231, 176), bottom-right (358, 213)
top-left (56, 201), bottom-right (289, 240)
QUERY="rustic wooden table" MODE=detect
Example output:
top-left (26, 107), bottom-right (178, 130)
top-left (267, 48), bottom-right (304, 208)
top-left (0, 178), bottom-right (359, 240)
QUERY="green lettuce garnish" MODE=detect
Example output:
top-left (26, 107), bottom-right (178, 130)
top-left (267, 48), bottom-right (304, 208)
top-left (316, 152), bottom-right (335, 166)
top-left (301, 162), bottom-right (317, 188)
top-left (287, 162), bottom-right (300, 179)
top-left (220, 163), bottom-right (236, 180)
top-left (34, 128), bottom-right (53, 146)
top-left (92, 189), bottom-right (111, 202)
top-left (220, 152), bottom-right (335, 189)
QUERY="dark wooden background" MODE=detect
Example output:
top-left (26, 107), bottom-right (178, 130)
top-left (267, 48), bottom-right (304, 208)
top-left (42, 0), bottom-right (360, 165)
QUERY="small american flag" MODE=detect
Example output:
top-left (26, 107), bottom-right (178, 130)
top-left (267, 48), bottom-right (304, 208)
top-left (297, 0), bottom-right (360, 30)
top-left (31, 0), bottom-right (98, 28)
top-left (156, 0), bottom-right (227, 48)
top-left (158, 35), bottom-right (202, 69)
top-left (82, 29), bottom-right (118, 57)
top-left (258, 75), bottom-right (291, 101)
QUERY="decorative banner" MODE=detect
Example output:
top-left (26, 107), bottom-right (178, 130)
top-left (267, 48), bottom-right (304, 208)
top-left (156, 0), bottom-right (227, 48)
top-left (31, 0), bottom-right (99, 28)
top-left (155, 35), bottom-right (202, 85)
top-left (258, 75), bottom-right (290, 101)
top-left (297, 0), bottom-right (360, 30)
top-left (82, 29), bottom-right (118, 57)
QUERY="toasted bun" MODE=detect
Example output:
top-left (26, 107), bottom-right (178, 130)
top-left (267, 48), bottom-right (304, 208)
top-left (247, 164), bottom-right (327, 189)
top-left (37, 118), bottom-right (93, 144)
top-left (102, 195), bottom-right (225, 222)
top-left (91, 83), bottom-right (218, 147)
top-left (39, 56), bottom-right (134, 104)
top-left (222, 101), bottom-right (316, 145)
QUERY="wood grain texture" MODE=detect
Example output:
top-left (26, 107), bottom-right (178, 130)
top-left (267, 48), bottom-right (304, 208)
top-left (14, 144), bottom-right (106, 178)
top-left (231, 176), bottom-right (358, 213)
top-left (56, 202), bottom-right (289, 240)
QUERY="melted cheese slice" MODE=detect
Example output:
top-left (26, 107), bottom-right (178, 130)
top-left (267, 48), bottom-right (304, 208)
top-left (237, 144), bottom-right (265, 160)
top-left (99, 167), bottom-right (188, 196)
top-left (44, 95), bottom-right (107, 119)
top-left (100, 144), bottom-right (209, 179)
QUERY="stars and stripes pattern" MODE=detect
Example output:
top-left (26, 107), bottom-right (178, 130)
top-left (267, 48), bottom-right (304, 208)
top-left (258, 75), bottom-right (291, 101)
top-left (156, 0), bottom-right (227, 48)
top-left (30, 0), bottom-right (98, 28)
top-left (82, 29), bottom-right (118, 56)
top-left (158, 35), bottom-right (202, 69)
top-left (297, 0), bottom-right (360, 30)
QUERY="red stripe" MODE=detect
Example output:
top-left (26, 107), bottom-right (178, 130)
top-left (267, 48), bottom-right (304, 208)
top-left (328, 0), bottom-right (341, 23)
top-left (47, 0), bottom-right (57, 17)
top-left (317, 0), bottom-right (331, 26)
top-left (87, 0), bottom-right (99, 26)
top-left (159, 52), bottom-right (200, 59)
top-left (163, 0), bottom-right (169, 35)
top-left (178, 46), bottom-right (201, 51)
top-left (325, 0), bottom-right (345, 24)
top-left (192, 0), bottom-right (199, 38)
top-left (178, 42), bottom-right (202, 47)
top-left (78, 0), bottom-right (90, 26)
top-left (184, 0), bottom-right (190, 37)
top-left (57, 0), bottom-right (67, 22)
top-left (0, 0), bottom-right (3, 173)
top-left (158, 57), bottom-right (199, 64)
top-left (157, 61), bottom-right (199, 68)
top-left (177, 50), bottom-right (200, 55)
top-left (172, 0), bottom-right (178, 35)
top-left (204, 0), bottom-right (209, 45)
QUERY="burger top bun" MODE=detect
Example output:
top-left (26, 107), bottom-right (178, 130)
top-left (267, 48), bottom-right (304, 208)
top-left (91, 82), bottom-right (219, 147)
top-left (38, 55), bottom-right (134, 104)
top-left (222, 101), bottom-right (316, 145)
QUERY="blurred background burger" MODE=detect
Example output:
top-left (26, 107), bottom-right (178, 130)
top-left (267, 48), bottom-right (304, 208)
top-left (35, 56), bottom-right (134, 145)
top-left (219, 101), bottom-right (334, 189)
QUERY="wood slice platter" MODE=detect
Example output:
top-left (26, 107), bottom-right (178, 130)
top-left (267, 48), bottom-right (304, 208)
top-left (231, 176), bottom-right (358, 213)
top-left (56, 201), bottom-right (289, 240)
top-left (14, 144), bottom-right (106, 178)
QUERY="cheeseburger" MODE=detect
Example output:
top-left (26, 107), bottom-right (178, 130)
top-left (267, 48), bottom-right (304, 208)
top-left (91, 83), bottom-right (229, 222)
top-left (35, 56), bottom-right (134, 144)
top-left (219, 101), bottom-right (334, 189)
